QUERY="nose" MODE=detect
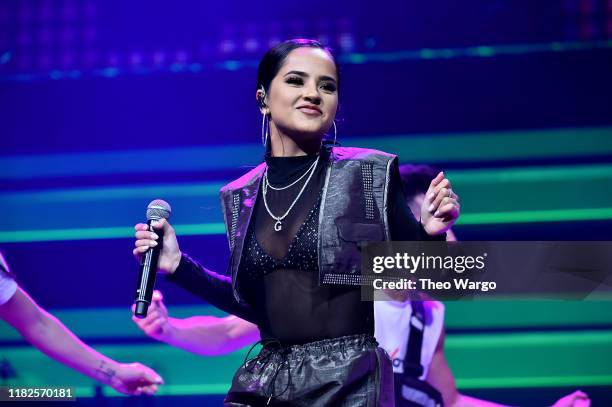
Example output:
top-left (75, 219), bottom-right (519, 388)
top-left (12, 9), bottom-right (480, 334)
top-left (303, 82), bottom-right (321, 105)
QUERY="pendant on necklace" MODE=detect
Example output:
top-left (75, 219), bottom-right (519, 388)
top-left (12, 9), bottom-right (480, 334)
top-left (274, 220), bottom-right (282, 232)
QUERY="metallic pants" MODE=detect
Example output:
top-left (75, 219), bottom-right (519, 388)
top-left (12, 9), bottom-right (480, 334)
top-left (225, 334), bottom-right (394, 406)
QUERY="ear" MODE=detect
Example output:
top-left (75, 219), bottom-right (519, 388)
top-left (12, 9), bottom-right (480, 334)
top-left (256, 89), bottom-right (268, 114)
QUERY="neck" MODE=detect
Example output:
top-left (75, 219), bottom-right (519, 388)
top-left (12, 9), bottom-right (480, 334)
top-left (269, 122), bottom-right (321, 157)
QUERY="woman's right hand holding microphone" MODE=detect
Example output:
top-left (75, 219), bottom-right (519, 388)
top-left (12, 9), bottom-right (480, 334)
top-left (133, 219), bottom-right (182, 274)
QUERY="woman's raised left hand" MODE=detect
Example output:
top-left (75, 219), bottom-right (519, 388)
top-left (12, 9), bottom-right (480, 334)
top-left (420, 171), bottom-right (460, 236)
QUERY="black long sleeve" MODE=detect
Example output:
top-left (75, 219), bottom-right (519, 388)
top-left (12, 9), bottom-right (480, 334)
top-left (166, 253), bottom-right (258, 324)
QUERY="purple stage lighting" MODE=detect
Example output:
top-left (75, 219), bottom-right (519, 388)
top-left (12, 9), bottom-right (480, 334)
top-left (39, 4), bottom-right (52, 22)
top-left (130, 52), bottom-right (143, 66)
top-left (84, 26), bottom-right (96, 43)
top-left (338, 33), bottom-right (355, 52)
top-left (39, 53), bottom-right (52, 70)
top-left (220, 40), bottom-right (236, 54)
top-left (244, 38), bottom-right (259, 52)
top-left (61, 51), bottom-right (74, 69)
top-left (19, 7), bottom-right (32, 24)
top-left (39, 29), bottom-right (52, 45)
top-left (83, 50), bottom-right (96, 67)
top-left (61, 28), bottom-right (75, 44)
top-left (63, 1), bottom-right (77, 21)
top-left (176, 50), bottom-right (188, 63)
top-left (84, 1), bottom-right (96, 19)
top-left (18, 53), bottom-right (30, 70)
top-left (107, 52), bottom-right (120, 67)
top-left (153, 51), bottom-right (166, 66)
top-left (18, 31), bottom-right (32, 46)
top-left (268, 38), bottom-right (281, 48)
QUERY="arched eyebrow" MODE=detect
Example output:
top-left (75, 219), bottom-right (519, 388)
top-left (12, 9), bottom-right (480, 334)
top-left (284, 70), bottom-right (337, 84)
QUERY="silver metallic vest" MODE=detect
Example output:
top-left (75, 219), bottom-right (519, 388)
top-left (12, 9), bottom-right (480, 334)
top-left (219, 146), bottom-right (397, 305)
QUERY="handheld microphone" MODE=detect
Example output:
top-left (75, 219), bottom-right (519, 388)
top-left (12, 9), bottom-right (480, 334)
top-left (134, 199), bottom-right (171, 318)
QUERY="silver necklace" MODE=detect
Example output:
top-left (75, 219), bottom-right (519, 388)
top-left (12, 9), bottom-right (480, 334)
top-left (265, 158), bottom-right (318, 191)
top-left (262, 154), bottom-right (320, 232)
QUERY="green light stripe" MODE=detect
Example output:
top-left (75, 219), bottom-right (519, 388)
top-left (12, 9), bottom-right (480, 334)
top-left (2, 302), bottom-right (610, 341)
top-left (3, 164), bottom-right (610, 203)
top-left (44, 376), bottom-right (612, 397)
top-left (107, 384), bottom-right (230, 397)
top-left (446, 164), bottom-right (612, 184)
top-left (4, 41), bottom-right (610, 83)
top-left (0, 223), bottom-right (226, 243)
top-left (456, 375), bottom-right (612, 389)
top-left (174, 223), bottom-right (227, 235)
top-left (361, 127), bottom-right (612, 163)
top-left (341, 40), bottom-right (612, 64)
top-left (3, 330), bottom-right (612, 395)
top-left (88, 375), bottom-right (612, 395)
top-left (0, 227), bottom-right (135, 242)
top-left (0, 182), bottom-right (224, 202)
top-left (446, 331), bottom-right (612, 349)
top-left (110, 376), bottom-right (612, 394)
top-left (1, 207), bottom-right (611, 243)
top-left (457, 207), bottom-right (612, 225)
top-left (1, 127), bottom-right (611, 180)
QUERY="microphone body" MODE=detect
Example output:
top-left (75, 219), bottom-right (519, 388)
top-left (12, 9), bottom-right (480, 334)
top-left (134, 200), bottom-right (171, 318)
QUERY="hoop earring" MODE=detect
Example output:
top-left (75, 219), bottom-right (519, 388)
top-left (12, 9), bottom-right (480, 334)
top-left (261, 113), bottom-right (269, 147)
top-left (332, 120), bottom-right (337, 145)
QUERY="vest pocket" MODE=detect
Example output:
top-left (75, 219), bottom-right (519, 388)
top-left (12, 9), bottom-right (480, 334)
top-left (333, 218), bottom-right (385, 273)
top-left (335, 218), bottom-right (384, 242)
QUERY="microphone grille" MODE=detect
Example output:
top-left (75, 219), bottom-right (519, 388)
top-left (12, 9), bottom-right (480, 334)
top-left (146, 199), bottom-right (172, 221)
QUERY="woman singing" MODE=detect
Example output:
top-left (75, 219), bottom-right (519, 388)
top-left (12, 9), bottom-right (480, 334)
top-left (132, 39), bottom-right (460, 406)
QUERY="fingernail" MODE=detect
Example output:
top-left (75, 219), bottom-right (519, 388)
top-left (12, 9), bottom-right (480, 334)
top-left (150, 241), bottom-right (158, 247)
top-left (434, 211), bottom-right (440, 217)
top-left (428, 204), bottom-right (434, 212)
top-left (151, 233), bottom-right (159, 240)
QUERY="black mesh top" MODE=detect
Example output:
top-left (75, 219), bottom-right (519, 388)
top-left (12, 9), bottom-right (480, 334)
top-left (237, 148), bottom-right (372, 344)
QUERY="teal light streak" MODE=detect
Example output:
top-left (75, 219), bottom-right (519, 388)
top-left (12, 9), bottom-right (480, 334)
top-left (473, 46), bottom-right (495, 57)
top-left (1, 127), bottom-right (611, 180)
top-left (419, 49), bottom-right (435, 59)
top-left (456, 375), bottom-right (612, 389)
top-left (49, 70), bottom-right (62, 80)
top-left (0, 182), bottom-right (224, 203)
top-left (0, 223), bottom-right (226, 243)
top-left (1, 207), bottom-right (610, 243)
top-left (101, 67), bottom-right (119, 77)
top-left (189, 63), bottom-right (203, 72)
top-left (0, 51), bottom-right (11, 64)
top-left (339, 40), bottom-right (612, 64)
top-left (1, 163), bottom-right (611, 242)
top-left (446, 164), bottom-right (612, 184)
top-left (2, 164), bottom-right (609, 203)
top-left (2, 40), bottom-right (610, 82)
top-left (447, 330), bottom-right (612, 349)
top-left (170, 63), bottom-right (186, 72)
top-left (223, 60), bottom-right (240, 70)
top-left (457, 207), bottom-right (612, 225)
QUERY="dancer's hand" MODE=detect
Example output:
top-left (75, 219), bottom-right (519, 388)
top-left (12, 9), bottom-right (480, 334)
top-left (421, 171), bottom-right (460, 236)
top-left (132, 290), bottom-right (172, 342)
top-left (109, 362), bottom-right (164, 395)
top-left (133, 219), bottom-right (181, 274)
top-left (551, 390), bottom-right (590, 407)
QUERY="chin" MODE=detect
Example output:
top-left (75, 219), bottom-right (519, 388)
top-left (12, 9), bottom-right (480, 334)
top-left (296, 127), bottom-right (325, 139)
